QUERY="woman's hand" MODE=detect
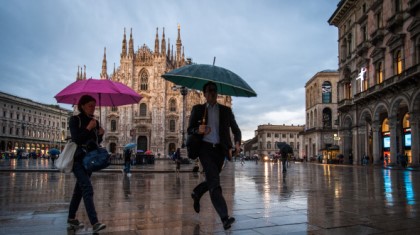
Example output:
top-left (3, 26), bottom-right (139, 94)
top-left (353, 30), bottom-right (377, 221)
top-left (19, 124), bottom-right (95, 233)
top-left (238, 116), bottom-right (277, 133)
top-left (86, 119), bottom-right (97, 131)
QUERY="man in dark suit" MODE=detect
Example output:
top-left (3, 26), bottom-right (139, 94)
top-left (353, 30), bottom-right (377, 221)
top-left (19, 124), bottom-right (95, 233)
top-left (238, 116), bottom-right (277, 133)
top-left (187, 81), bottom-right (241, 230)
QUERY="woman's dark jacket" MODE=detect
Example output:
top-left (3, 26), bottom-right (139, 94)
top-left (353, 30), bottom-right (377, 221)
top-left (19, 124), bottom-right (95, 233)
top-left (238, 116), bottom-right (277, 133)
top-left (69, 113), bottom-right (103, 163)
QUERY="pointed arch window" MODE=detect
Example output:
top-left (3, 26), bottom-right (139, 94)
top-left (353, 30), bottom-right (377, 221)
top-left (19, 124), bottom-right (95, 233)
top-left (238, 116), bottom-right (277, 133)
top-left (140, 71), bottom-right (148, 91)
top-left (169, 99), bottom-right (176, 112)
top-left (139, 103), bottom-right (147, 116)
top-left (322, 81), bottom-right (332, 103)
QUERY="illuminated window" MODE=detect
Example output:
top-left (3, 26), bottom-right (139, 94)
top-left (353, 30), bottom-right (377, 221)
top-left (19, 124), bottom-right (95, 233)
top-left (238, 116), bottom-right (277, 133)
top-left (395, 50), bottom-right (403, 75)
top-left (376, 62), bottom-right (383, 84)
top-left (382, 118), bottom-right (389, 132)
top-left (322, 81), bottom-right (332, 103)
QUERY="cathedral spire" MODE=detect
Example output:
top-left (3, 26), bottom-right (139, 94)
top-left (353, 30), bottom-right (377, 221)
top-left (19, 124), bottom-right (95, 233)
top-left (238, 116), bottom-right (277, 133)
top-left (83, 65), bottom-right (86, 79)
top-left (161, 27), bottom-right (166, 58)
top-left (121, 28), bottom-right (127, 58)
top-left (128, 28), bottom-right (134, 58)
top-left (101, 47), bottom-right (108, 79)
top-left (167, 38), bottom-right (171, 59)
top-left (76, 65), bottom-right (80, 80)
top-left (182, 46), bottom-right (185, 66)
top-left (176, 24), bottom-right (182, 65)
top-left (154, 27), bottom-right (160, 57)
top-left (171, 45), bottom-right (174, 62)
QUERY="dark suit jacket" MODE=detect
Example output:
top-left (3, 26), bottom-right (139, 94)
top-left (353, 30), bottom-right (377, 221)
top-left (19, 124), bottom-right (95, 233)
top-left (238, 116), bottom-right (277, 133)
top-left (187, 103), bottom-right (241, 154)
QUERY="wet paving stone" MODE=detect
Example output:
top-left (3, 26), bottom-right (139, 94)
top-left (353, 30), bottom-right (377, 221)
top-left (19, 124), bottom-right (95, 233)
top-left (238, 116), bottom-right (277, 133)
top-left (0, 159), bottom-right (420, 234)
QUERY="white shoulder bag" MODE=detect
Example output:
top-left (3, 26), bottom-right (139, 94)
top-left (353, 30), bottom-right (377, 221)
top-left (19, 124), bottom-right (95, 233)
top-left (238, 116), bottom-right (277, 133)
top-left (55, 116), bottom-right (80, 173)
top-left (55, 141), bottom-right (77, 173)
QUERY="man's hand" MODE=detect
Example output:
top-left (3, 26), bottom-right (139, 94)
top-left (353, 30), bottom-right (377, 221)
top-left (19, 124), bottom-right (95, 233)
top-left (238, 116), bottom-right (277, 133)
top-left (198, 125), bottom-right (211, 135)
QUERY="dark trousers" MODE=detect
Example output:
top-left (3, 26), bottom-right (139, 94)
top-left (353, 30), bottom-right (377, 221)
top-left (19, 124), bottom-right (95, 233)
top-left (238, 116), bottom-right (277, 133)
top-left (68, 161), bottom-right (98, 225)
top-left (193, 142), bottom-right (229, 220)
top-left (124, 161), bottom-right (131, 173)
top-left (282, 159), bottom-right (287, 172)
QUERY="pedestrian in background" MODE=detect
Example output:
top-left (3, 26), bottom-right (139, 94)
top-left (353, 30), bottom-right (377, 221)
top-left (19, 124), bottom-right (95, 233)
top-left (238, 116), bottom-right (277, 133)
top-left (188, 81), bottom-right (241, 230)
top-left (67, 95), bottom-right (106, 233)
top-left (174, 148), bottom-right (181, 173)
top-left (123, 148), bottom-right (132, 176)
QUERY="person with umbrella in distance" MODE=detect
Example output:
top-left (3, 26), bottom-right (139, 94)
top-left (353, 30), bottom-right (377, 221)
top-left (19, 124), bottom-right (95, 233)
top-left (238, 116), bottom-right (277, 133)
top-left (277, 142), bottom-right (293, 173)
top-left (67, 95), bottom-right (106, 233)
top-left (123, 148), bottom-right (133, 176)
top-left (188, 81), bottom-right (241, 230)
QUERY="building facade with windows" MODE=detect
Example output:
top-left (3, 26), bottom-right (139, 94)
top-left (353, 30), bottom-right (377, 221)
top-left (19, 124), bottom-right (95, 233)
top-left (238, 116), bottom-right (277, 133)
top-left (0, 91), bottom-right (72, 155)
top-left (329, 0), bottom-right (420, 165)
top-left (253, 124), bottom-right (304, 160)
top-left (301, 70), bottom-right (340, 162)
top-left (84, 26), bottom-right (232, 157)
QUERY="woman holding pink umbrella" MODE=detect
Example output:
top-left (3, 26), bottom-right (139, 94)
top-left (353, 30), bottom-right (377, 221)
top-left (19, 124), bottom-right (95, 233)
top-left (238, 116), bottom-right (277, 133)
top-left (67, 95), bottom-right (106, 233)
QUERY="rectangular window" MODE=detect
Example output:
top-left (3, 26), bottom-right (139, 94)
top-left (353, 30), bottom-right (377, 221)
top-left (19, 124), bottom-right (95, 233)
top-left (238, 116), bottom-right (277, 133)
top-left (267, 133), bottom-right (271, 137)
top-left (361, 25), bottom-right (367, 42)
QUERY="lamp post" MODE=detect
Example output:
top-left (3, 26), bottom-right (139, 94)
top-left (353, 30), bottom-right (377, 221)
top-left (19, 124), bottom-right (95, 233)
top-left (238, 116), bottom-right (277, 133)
top-left (172, 85), bottom-right (188, 148)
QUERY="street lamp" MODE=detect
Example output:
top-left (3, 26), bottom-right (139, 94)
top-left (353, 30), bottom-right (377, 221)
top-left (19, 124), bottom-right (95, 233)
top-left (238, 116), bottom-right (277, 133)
top-left (172, 85), bottom-right (188, 148)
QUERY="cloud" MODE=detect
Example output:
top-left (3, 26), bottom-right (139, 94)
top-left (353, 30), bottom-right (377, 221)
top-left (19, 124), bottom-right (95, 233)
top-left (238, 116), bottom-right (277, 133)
top-left (0, 0), bottom-right (339, 141)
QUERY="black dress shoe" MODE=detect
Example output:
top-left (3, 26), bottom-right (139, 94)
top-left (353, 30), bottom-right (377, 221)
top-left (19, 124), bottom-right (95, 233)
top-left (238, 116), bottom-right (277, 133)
top-left (222, 217), bottom-right (235, 230)
top-left (191, 192), bottom-right (200, 213)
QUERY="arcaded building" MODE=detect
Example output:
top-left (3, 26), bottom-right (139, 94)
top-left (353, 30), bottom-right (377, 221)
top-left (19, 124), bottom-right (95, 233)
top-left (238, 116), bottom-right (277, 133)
top-left (0, 91), bottom-right (71, 154)
top-left (329, 0), bottom-right (420, 165)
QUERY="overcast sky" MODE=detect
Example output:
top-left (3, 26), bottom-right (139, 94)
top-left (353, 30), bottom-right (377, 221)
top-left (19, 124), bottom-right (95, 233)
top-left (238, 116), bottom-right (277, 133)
top-left (0, 0), bottom-right (339, 140)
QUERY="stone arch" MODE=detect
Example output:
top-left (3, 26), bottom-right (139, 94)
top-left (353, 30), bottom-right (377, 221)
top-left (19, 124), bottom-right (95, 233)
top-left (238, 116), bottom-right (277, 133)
top-left (372, 102), bottom-right (391, 162)
top-left (410, 89), bottom-right (420, 112)
top-left (359, 108), bottom-right (373, 163)
top-left (389, 94), bottom-right (410, 155)
top-left (372, 102), bottom-right (389, 122)
top-left (389, 94), bottom-right (410, 115)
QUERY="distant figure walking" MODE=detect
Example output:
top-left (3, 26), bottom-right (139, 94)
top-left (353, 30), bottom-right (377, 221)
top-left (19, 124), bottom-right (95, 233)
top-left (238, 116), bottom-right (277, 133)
top-left (123, 148), bottom-right (132, 176)
top-left (174, 148), bottom-right (181, 173)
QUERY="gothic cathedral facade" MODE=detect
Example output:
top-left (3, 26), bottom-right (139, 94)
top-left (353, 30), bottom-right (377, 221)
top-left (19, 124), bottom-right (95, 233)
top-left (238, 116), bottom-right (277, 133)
top-left (76, 26), bottom-right (232, 157)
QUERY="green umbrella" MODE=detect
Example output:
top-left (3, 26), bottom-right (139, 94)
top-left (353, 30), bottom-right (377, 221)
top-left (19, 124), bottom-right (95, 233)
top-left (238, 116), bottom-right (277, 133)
top-left (161, 64), bottom-right (257, 97)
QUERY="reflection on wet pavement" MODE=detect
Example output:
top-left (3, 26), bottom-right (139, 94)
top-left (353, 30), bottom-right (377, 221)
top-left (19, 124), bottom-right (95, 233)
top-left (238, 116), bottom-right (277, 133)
top-left (0, 159), bottom-right (420, 234)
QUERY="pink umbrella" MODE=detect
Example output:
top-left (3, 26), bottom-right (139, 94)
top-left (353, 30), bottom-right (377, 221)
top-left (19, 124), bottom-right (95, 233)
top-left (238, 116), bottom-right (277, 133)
top-left (54, 78), bottom-right (142, 106)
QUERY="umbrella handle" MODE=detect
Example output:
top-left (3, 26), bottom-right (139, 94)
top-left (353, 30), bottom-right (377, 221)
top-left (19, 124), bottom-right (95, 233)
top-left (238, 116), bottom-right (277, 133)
top-left (202, 105), bottom-right (207, 125)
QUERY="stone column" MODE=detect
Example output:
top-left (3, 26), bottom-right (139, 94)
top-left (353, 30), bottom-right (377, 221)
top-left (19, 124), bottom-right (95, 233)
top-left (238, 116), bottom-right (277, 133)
top-left (353, 125), bottom-right (360, 165)
top-left (409, 112), bottom-right (419, 166)
top-left (372, 121), bottom-right (381, 164)
top-left (389, 116), bottom-right (398, 164)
